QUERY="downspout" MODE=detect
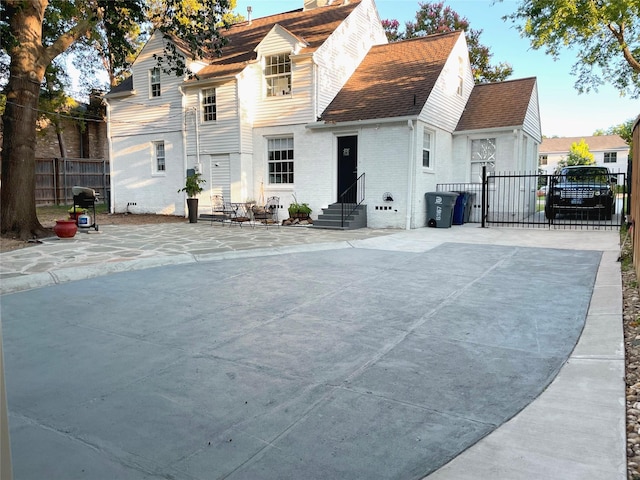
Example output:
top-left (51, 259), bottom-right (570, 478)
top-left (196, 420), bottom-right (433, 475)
top-left (104, 99), bottom-right (114, 213)
top-left (406, 119), bottom-right (415, 230)
top-left (194, 103), bottom-right (201, 168)
top-left (178, 86), bottom-right (189, 217)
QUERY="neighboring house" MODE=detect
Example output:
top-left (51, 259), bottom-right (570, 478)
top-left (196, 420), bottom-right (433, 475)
top-left (538, 135), bottom-right (629, 176)
top-left (105, 0), bottom-right (541, 229)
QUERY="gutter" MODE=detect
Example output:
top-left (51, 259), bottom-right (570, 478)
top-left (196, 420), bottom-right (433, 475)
top-left (104, 90), bottom-right (136, 99)
top-left (306, 115), bottom-right (418, 130)
top-left (453, 125), bottom-right (524, 136)
top-left (182, 75), bottom-right (237, 88)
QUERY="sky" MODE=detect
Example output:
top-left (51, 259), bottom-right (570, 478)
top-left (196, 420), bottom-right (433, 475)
top-left (233, 0), bottom-right (639, 138)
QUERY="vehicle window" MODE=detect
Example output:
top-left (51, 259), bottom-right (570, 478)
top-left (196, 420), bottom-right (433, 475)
top-left (562, 168), bottom-right (609, 183)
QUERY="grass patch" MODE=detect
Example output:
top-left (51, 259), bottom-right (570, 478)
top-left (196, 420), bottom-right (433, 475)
top-left (37, 203), bottom-right (108, 216)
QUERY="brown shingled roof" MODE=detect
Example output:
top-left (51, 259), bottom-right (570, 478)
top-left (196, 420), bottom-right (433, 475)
top-left (540, 135), bottom-right (629, 153)
top-left (195, 1), bottom-right (361, 80)
top-left (455, 77), bottom-right (536, 131)
top-left (320, 31), bottom-right (462, 123)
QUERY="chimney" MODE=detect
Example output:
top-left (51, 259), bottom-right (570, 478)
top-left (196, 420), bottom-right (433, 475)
top-left (304, 0), bottom-right (332, 11)
top-left (247, 6), bottom-right (252, 25)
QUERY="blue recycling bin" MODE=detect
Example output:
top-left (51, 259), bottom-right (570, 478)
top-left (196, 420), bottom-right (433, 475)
top-left (452, 191), bottom-right (469, 225)
top-left (425, 192), bottom-right (458, 228)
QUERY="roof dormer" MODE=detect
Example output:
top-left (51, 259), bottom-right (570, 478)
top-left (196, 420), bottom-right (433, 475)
top-left (254, 24), bottom-right (309, 58)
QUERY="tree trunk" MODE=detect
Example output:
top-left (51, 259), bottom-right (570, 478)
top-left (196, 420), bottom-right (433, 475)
top-left (1, 74), bottom-right (48, 239)
top-left (1, 0), bottom-right (95, 239)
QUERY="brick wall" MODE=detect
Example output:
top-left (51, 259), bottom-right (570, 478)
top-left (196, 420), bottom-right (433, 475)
top-left (35, 117), bottom-right (107, 160)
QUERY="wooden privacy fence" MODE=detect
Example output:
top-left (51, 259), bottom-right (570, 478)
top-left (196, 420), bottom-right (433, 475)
top-left (632, 116), bottom-right (639, 280)
top-left (35, 157), bottom-right (110, 206)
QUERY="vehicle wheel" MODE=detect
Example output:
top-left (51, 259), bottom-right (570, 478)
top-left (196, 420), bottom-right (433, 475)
top-left (545, 205), bottom-right (556, 220)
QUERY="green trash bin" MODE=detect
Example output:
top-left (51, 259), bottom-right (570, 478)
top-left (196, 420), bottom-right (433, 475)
top-left (425, 192), bottom-right (458, 228)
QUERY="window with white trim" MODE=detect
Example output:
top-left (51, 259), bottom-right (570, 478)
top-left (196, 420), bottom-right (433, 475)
top-left (268, 137), bottom-right (294, 184)
top-left (201, 88), bottom-right (216, 122)
top-left (604, 151), bottom-right (617, 163)
top-left (265, 53), bottom-right (291, 97)
top-left (150, 67), bottom-right (161, 97)
top-left (470, 138), bottom-right (496, 181)
top-left (154, 141), bottom-right (165, 173)
top-left (539, 155), bottom-right (548, 166)
top-left (422, 130), bottom-right (433, 168)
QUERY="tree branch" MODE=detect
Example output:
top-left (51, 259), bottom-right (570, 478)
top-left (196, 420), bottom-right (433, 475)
top-left (607, 22), bottom-right (640, 73)
top-left (40, 18), bottom-right (95, 68)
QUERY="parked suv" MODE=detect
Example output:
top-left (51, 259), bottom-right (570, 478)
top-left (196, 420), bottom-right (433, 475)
top-left (544, 165), bottom-right (616, 220)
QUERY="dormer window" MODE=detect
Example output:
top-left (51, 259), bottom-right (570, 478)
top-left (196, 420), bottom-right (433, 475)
top-left (265, 53), bottom-right (291, 97)
top-left (150, 67), bottom-right (161, 98)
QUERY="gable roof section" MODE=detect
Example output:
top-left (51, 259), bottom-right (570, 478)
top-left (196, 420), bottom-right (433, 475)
top-left (455, 77), bottom-right (537, 132)
top-left (107, 75), bottom-right (134, 96)
top-left (195, 0), bottom-right (361, 80)
top-left (319, 31), bottom-right (461, 123)
top-left (539, 135), bottom-right (629, 153)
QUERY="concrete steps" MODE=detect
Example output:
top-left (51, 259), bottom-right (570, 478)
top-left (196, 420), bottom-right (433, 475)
top-left (312, 203), bottom-right (367, 230)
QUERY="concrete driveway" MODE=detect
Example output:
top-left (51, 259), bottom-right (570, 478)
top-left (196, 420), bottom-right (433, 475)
top-left (1, 225), bottom-right (624, 479)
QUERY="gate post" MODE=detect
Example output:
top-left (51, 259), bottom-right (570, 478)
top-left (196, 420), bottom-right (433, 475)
top-left (481, 165), bottom-right (487, 228)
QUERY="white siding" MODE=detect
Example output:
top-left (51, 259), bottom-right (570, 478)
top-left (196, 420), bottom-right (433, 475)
top-left (110, 130), bottom-right (186, 215)
top-left (110, 32), bottom-right (184, 137)
top-left (523, 80), bottom-right (542, 143)
top-left (182, 80), bottom-right (241, 156)
top-left (252, 36), bottom-right (316, 127)
top-left (313, 0), bottom-right (387, 116)
top-left (107, 32), bottom-right (188, 216)
top-left (421, 34), bottom-right (473, 132)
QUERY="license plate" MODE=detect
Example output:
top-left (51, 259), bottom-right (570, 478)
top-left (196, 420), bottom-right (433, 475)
top-left (571, 198), bottom-right (583, 205)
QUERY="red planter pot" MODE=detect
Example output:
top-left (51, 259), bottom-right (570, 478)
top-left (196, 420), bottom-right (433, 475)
top-left (53, 219), bottom-right (78, 238)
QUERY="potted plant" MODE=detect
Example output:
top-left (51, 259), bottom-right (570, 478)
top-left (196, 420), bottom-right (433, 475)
top-left (288, 201), bottom-right (312, 219)
top-left (178, 172), bottom-right (206, 223)
top-left (68, 206), bottom-right (85, 220)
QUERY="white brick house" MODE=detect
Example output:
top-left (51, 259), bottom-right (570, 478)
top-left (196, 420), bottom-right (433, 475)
top-left (538, 135), bottom-right (630, 176)
top-left (105, 0), bottom-right (541, 229)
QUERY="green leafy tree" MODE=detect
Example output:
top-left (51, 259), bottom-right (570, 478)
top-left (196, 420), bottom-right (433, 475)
top-left (557, 139), bottom-right (595, 169)
top-left (383, 1), bottom-right (513, 83)
top-left (503, 0), bottom-right (640, 98)
top-left (0, 0), bottom-right (231, 240)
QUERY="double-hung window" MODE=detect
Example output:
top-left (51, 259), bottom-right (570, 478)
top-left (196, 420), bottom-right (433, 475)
top-left (201, 88), bottom-right (216, 122)
top-left (422, 130), bottom-right (433, 168)
top-left (539, 155), bottom-right (548, 166)
top-left (265, 54), bottom-right (291, 97)
top-left (604, 152), bottom-right (617, 163)
top-left (268, 137), bottom-right (294, 184)
top-left (154, 141), bottom-right (165, 173)
top-left (470, 138), bottom-right (496, 181)
top-left (150, 68), bottom-right (161, 98)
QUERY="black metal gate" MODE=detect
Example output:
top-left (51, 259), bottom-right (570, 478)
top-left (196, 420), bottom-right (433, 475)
top-left (437, 166), bottom-right (627, 230)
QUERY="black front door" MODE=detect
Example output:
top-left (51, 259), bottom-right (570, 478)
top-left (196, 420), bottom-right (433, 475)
top-left (337, 135), bottom-right (357, 202)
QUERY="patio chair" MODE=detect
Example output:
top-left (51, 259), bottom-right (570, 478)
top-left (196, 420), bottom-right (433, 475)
top-left (251, 196), bottom-right (279, 227)
top-left (210, 195), bottom-right (227, 225)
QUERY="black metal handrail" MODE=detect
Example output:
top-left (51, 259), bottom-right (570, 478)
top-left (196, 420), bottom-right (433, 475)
top-left (339, 173), bottom-right (365, 228)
